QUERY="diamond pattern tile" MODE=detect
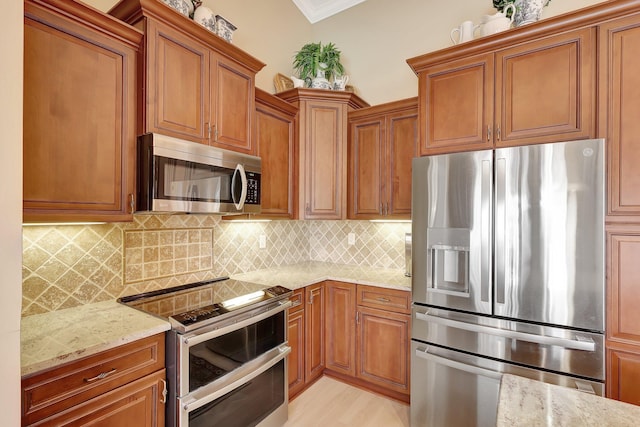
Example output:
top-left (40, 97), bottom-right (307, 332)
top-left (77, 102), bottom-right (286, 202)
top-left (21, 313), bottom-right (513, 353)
top-left (22, 215), bottom-right (410, 316)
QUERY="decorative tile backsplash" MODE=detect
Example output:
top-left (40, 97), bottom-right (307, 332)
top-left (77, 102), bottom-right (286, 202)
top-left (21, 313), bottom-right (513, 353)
top-left (22, 216), bottom-right (410, 316)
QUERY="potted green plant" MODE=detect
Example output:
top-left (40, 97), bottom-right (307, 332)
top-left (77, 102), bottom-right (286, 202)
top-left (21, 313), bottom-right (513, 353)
top-left (293, 42), bottom-right (345, 88)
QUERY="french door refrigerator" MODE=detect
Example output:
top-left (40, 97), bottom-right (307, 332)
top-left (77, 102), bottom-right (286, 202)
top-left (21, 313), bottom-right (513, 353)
top-left (410, 139), bottom-right (606, 427)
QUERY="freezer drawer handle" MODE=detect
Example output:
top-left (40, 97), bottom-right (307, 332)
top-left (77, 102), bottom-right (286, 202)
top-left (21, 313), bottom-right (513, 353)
top-left (415, 347), bottom-right (502, 380)
top-left (415, 311), bottom-right (596, 352)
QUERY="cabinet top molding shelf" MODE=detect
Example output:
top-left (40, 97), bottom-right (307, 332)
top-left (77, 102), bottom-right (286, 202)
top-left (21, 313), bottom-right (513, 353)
top-left (277, 88), bottom-right (370, 110)
top-left (109, 0), bottom-right (266, 74)
top-left (407, 0), bottom-right (640, 73)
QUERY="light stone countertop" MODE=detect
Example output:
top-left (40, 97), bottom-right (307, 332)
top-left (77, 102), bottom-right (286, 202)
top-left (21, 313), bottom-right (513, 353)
top-left (21, 262), bottom-right (408, 377)
top-left (230, 261), bottom-right (412, 292)
top-left (497, 374), bottom-right (640, 426)
top-left (21, 300), bottom-right (170, 377)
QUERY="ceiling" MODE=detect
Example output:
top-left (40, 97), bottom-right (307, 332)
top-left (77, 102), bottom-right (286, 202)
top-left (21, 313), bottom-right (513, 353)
top-left (292, 0), bottom-right (367, 23)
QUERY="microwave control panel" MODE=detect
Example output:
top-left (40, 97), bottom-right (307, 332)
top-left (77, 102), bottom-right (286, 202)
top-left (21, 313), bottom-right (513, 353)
top-left (246, 171), bottom-right (261, 205)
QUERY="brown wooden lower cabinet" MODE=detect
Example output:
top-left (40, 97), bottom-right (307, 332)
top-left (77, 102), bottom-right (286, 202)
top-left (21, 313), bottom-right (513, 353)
top-left (608, 347), bottom-right (640, 405)
top-left (323, 281), bottom-right (410, 402)
top-left (288, 281), bottom-right (410, 402)
top-left (606, 228), bottom-right (640, 404)
top-left (31, 370), bottom-right (166, 427)
top-left (305, 282), bottom-right (326, 384)
top-left (356, 306), bottom-right (410, 397)
top-left (21, 333), bottom-right (166, 426)
top-left (325, 281), bottom-right (357, 377)
top-left (287, 289), bottom-right (306, 398)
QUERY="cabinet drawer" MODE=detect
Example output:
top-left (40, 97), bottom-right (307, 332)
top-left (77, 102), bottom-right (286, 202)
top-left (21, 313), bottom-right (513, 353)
top-left (289, 288), bottom-right (305, 314)
top-left (22, 333), bottom-right (165, 425)
top-left (357, 285), bottom-right (411, 314)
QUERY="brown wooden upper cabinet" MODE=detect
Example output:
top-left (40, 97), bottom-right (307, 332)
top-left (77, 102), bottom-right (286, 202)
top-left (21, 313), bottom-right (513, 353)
top-left (348, 98), bottom-right (418, 220)
top-left (599, 13), bottom-right (640, 220)
top-left (277, 89), bottom-right (368, 220)
top-left (254, 89), bottom-right (298, 219)
top-left (110, 0), bottom-right (265, 155)
top-left (409, 27), bottom-right (595, 155)
top-left (23, 0), bottom-right (142, 222)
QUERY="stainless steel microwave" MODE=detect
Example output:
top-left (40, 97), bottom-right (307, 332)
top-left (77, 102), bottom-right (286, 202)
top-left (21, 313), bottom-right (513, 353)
top-left (137, 133), bottom-right (261, 215)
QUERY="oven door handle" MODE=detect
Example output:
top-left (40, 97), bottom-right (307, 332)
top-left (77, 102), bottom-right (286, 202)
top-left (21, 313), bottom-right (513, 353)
top-left (181, 344), bottom-right (291, 414)
top-left (182, 299), bottom-right (292, 347)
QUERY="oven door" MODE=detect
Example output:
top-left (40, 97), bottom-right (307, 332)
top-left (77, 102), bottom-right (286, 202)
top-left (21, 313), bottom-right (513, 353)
top-left (177, 300), bottom-right (290, 395)
top-left (179, 345), bottom-right (290, 427)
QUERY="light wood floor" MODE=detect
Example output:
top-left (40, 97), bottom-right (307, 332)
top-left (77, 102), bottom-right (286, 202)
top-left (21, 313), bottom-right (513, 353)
top-left (284, 376), bottom-right (410, 427)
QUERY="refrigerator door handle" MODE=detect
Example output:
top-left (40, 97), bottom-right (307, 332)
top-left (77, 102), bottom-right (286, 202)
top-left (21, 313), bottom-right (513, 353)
top-left (415, 311), bottom-right (596, 352)
top-left (414, 346), bottom-right (503, 380)
top-left (481, 159), bottom-right (492, 303)
top-left (494, 156), bottom-right (507, 305)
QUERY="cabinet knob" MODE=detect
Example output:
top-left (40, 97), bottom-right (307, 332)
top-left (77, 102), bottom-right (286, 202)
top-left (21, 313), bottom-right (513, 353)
top-left (487, 125), bottom-right (492, 142)
top-left (497, 125), bottom-right (501, 142)
top-left (129, 194), bottom-right (135, 214)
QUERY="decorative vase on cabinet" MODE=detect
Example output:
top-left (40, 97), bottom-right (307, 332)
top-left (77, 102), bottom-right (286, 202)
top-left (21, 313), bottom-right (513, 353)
top-left (513, 0), bottom-right (550, 26)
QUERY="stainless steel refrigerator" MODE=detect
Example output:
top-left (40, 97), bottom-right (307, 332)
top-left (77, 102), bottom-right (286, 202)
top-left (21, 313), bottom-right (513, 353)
top-left (410, 139), bottom-right (606, 427)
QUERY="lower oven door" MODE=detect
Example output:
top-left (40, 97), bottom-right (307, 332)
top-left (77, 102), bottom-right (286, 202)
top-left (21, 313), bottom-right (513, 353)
top-left (179, 344), bottom-right (290, 427)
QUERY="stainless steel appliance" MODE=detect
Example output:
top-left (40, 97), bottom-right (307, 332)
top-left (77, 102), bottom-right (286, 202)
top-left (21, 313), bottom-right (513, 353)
top-left (137, 133), bottom-right (261, 215)
top-left (119, 277), bottom-right (292, 427)
top-left (410, 139), bottom-right (605, 427)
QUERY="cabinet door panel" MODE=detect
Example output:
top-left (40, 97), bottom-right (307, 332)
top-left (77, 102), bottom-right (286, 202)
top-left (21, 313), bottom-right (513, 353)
top-left (255, 92), bottom-right (297, 218)
top-left (599, 15), bottom-right (640, 217)
top-left (304, 102), bottom-right (346, 219)
top-left (23, 8), bottom-right (136, 222)
top-left (148, 21), bottom-right (208, 142)
top-left (607, 232), bottom-right (640, 345)
top-left (348, 118), bottom-right (385, 218)
top-left (212, 56), bottom-right (254, 154)
top-left (325, 281), bottom-right (357, 377)
top-left (357, 306), bottom-right (410, 395)
top-left (288, 308), bottom-right (305, 398)
top-left (305, 283), bottom-right (325, 383)
top-left (495, 28), bottom-right (595, 146)
top-left (608, 348), bottom-right (640, 405)
top-left (33, 370), bottom-right (165, 427)
top-left (387, 111), bottom-right (417, 218)
top-left (420, 53), bottom-right (494, 154)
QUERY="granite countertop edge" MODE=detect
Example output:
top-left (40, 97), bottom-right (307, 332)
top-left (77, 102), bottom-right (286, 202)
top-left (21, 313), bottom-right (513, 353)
top-left (497, 374), bottom-right (640, 426)
top-left (21, 262), bottom-right (410, 377)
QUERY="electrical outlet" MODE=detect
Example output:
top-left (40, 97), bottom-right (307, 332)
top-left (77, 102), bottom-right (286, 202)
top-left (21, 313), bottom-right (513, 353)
top-left (348, 232), bottom-right (356, 246)
top-left (259, 234), bottom-right (267, 249)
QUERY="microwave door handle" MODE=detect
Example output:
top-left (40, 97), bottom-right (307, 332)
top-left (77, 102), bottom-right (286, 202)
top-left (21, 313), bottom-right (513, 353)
top-left (231, 164), bottom-right (248, 210)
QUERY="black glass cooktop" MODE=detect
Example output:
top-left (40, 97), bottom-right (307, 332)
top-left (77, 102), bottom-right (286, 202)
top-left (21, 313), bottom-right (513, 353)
top-left (119, 277), bottom-right (291, 332)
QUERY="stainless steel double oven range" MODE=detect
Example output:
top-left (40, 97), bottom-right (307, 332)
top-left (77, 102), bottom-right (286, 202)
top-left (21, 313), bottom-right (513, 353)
top-left (120, 277), bottom-right (292, 427)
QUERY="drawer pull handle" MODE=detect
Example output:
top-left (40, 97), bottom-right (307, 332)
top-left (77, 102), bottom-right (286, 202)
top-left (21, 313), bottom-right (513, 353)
top-left (161, 379), bottom-right (168, 403)
top-left (376, 297), bottom-right (391, 303)
top-left (84, 368), bottom-right (117, 383)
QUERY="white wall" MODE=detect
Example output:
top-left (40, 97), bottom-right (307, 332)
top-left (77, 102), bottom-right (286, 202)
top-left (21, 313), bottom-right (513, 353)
top-left (1, 0), bottom-right (23, 425)
top-left (308, 0), bottom-right (607, 104)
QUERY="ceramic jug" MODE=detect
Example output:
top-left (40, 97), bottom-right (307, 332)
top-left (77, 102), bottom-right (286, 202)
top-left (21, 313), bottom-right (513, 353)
top-left (476, 3), bottom-right (515, 37)
top-left (333, 74), bottom-right (349, 91)
top-left (450, 20), bottom-right (479, 44)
